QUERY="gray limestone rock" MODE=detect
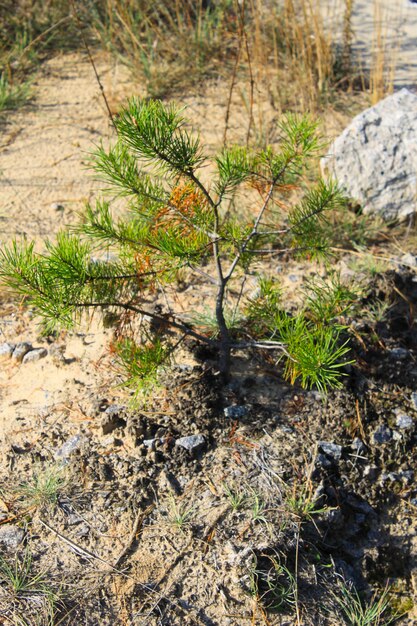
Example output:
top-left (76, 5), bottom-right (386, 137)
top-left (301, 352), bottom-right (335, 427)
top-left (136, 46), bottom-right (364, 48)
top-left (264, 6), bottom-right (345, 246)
top-left (12, 342), bottom-right (33, 362)
top-left (372, 424), bottom-right (392, 444)
top-left (175, 434), bottom-right (206, 453)
top-left (56, 434), bottom-right (85, 461)
top-left (0, 342), bottom-right (15, 357)
top-left (322, 89), bottom-right (417, 222)
top-left (351, 438), bottom-right (367, 456)
top-left (318, 441), bottom-right (343, 462)
top-left (224, 405), bottom-right (248, 419)
top-left (396, 413), bottom-right (414, 430)
top-left (0, 524), bottom-right (25, 550)
top-left (390, 347), bottom-right (409, 360)
top-left (22, 347), bottom-right (48, 363)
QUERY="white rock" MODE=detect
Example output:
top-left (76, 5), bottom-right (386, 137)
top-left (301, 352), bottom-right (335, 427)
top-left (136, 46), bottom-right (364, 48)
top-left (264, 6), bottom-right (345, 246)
top-left (22, 347), bottom-right (48, 363)
top-left (322, 89), bottom-right (417, 222)
top-left (0, 342), bottom-right (15, 357)
top-left (175, 434), bottom-right (205, 452)
top-left (0, 524), bottom-right (25, 550)
top-left (12, 342), bottom-right (32, 362)
top-left (55, 434), bottom-right (85, 462)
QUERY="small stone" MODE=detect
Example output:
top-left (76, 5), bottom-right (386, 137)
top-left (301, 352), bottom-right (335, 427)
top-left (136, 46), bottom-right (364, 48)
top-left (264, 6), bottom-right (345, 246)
top-left (389, 347), bottom-right (409, 360)
top-left (402, 470), bottom-right (414, 483)
top-left (392, 430), bottom-right (402, 441)
top-left (143, 438), bottom-right (157, 449)
top-left (75, 524), bottom-right (90, 537)
top-left (396, 413), bottom-right (414, 430)
top-left (411, 392), bottom-right (417, 409)
top-left (175, 434), bottom-right (206, 453)
top-left (400, 252), bottom-right (417, 267)
top-left (22, 347), bottom-right (48, 364)
top-left (55, 434), bottom-right (85, 462)
top-left (0, 524), bottom-right (25, 550)
top-left (51, 202), bottom-right (64, 211)
top-left (351, 438), bottom-right (367, 456)
top-left (315, 453), bottom-right (333, 469)
top-left (381, 472), bottom-right (399, 483)
top-left (395, 413), bottom-right (414, 430)
top-left (372, 424), bottom-right (392, 444)
top-left (12, 342), bottom-right (32, 362)
top-left (0, 342), bottom-right (15, 357)
top-left (101, 404), bottom-right (126, 435)
top-left (318, 441), bottom-right (343, 461)
top-left (101, 435), bottom-right (116, 448)
top-left (364, 465), bottom-right (378, 480)
top-left (224, 405), bottom-right (248, 419)
top-left (279, 425), bottom-right (294, 434)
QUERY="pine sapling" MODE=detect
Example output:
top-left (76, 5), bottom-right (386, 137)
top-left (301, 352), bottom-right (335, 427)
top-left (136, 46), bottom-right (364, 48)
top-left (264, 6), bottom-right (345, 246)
top-left (0, 98), bottom-right (355, 393)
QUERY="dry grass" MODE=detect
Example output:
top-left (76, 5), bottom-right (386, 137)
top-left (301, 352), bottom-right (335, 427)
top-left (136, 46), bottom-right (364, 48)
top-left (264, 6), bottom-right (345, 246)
top-left (369, 0), bottom-right (398, 105)
top-left (94, 0), bottom-right (356, 110)
top-left (1, 0), bottom-right (401, 118)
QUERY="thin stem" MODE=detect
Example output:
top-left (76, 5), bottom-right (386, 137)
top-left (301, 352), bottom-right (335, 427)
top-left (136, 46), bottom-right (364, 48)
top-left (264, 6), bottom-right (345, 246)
top-left (70, 0), bottom-right (115, 128)
top-left (184, 170), bottom-right (231, 377)
top-left (72, 300), bottom-right (217, 345)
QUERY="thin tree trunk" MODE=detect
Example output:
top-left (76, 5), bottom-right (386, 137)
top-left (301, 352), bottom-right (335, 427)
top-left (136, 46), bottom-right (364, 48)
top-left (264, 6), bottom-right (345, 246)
top-left (216, 281), bottom-right (231, 381)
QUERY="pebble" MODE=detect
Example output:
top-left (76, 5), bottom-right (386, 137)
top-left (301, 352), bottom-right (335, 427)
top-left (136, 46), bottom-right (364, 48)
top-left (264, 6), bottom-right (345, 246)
top-left (51, 202), bottom-right (64, 211)
top-left (351, 438), bottom-right (367, 456)
top-left (372, 424), bottom-right (392, 444)
top-left (402, 470), bottom-right (414, 483)
top-left (363, 465), bottom-right (378, 480)
top-left (315, 453), bottom-right (333, 469)
top-left (224, 405), bottom-right (248, 419)
top-left (389, 347), bottom-right (409, 360)
top-left (411, 392), bottom-right (417, 409)
top-left (12, 342), bottom-right (33, 362)
top-left (0, 524), bottom-right (25, 550)
top-left (55, 434), bottom-right (85, 462)
top-left (396, 413), bottom-right (414, 430)
top-left (143, 438), bottom-right (158, 449)
top-left (0, 342), bottom-right (15, 357)
top-left (400, 252), bottom-right (417, 267)
top-left (318, 441), bottom-right (343, 461)
top-left (175, 434), bottom-right (206, 453)
top-left (22, 347), bottom-right (48, 364)
top-left (75, 524), bottom-right (90, 538)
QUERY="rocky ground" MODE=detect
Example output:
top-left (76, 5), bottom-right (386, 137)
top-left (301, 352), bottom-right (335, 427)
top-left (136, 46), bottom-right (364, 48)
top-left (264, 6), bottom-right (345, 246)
top-left (1, 51), bottom-right (417, 626)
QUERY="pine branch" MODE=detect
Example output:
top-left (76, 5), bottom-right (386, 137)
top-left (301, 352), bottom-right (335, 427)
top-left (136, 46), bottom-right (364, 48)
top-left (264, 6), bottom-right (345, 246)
top-left (115, 99), bottom-right (206, 175)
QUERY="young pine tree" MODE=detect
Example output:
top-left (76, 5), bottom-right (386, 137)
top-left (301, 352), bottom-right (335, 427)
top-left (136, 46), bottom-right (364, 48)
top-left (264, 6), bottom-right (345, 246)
top-left (0, 99), bottom-right (354, 393)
